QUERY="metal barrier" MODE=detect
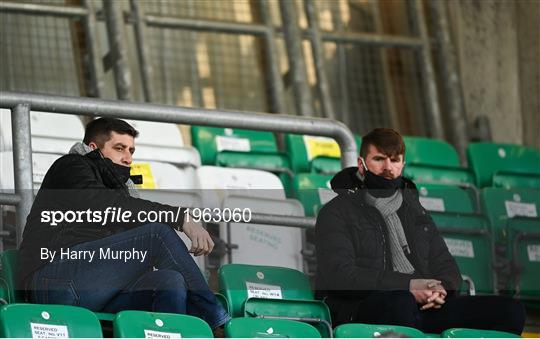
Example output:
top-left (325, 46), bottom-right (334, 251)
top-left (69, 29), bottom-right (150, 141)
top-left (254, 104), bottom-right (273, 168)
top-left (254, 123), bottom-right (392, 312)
top-left (0, 91), bottom-right (357, 246)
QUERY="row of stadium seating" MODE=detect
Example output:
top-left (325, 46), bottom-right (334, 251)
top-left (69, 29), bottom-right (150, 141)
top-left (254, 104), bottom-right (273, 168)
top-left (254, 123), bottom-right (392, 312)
top-left (0, 256), bottom-right (521, 338)
top-left (0, 303), bottom-right (518, 338)
top-left (2, 111), bottom-right (539, 192)
top-left (191, 126), bottom-right (540, 190)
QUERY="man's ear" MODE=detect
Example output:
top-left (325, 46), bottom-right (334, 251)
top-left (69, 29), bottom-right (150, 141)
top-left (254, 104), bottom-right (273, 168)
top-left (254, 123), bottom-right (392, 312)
top-left (358, 157), bottom-right (366, 174)
top-left (88, 142), bottom-right (98, 150)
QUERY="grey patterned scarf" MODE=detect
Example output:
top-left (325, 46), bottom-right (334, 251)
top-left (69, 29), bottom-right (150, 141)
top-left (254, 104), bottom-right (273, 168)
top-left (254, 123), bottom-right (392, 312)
top-left (364, 190), bottom-right (415, 274)
top-left (69, 142), bottom-right (140, 198)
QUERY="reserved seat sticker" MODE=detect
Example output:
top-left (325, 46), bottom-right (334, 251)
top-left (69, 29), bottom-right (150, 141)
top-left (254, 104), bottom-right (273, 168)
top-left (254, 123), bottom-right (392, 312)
top-left (143, 329), bottom-right (181, 339)
top-left (444, 238), bottom-right (475, 258)
top-left (505, 201), bottom-right (538, 218)
top-left (246, 281), bottom-right (283, 299)
top-left (527, 245), bottom-right (540, 262)
top-left (30, 323), bottom-right (69, 338)
top-left (216, 135), bottom-right (251, 152)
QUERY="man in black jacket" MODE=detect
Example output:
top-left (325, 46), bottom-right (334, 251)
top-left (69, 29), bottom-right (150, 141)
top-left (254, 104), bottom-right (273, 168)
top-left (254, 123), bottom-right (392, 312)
top-left (18, 118), bottom-right (229, 329)
top-left (315, 128), bottom-right (524, 334)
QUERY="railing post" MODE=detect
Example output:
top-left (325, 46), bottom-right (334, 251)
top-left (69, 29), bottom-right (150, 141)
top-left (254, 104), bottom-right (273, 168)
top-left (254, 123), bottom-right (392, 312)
top-left (11, 104), bottom-right (34, 246)
top-left (279, 0), bottom-right (314, 116)
top-left (429, 0), bottom-right (469, 162)
top-left (103, 0), bottom-right (132, 100)
top-left (409, 0), bottom-right (445, 139)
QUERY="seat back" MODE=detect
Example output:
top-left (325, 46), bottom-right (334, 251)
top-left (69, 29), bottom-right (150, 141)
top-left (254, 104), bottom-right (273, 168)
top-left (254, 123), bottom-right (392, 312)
top-left (1, 109), bottom-right (84, 153)
top-left (196, 166), bottom-right (285, 206)
top-left (430, 213), bottom-right (495, 294)
top-left (293, 173), bottom-right (335, 217)
top-left (196, 166), bottom-right (303, 270)
top-left (225, 317), bottom-right (321, 338)
top-left (219, 264), bottom-right (332, 336)
top-left (192, 127), bottom-right (292, 193)
top-left (0, 152), bottom-right (61, 190)
top-left (218, 264), bottom-right (315, 317)
top-left (192, 126), bottom-right (279, 165)
top-left (416, 183), bottom-right (477, 214)
top-left (441, 328), bottom-right (521, 338)
top-left (467, 142), bottom-right (540, 188)
top-left (404, 136), bottom-right (461, 168)
top-left (481, 187), bottom-right (540, 242)
top-left (285, 134), bottom-right (361, 174)
top-left (507, 217), bottom-right (540, 299)
top-left (131, 161), bottom-right (198, 190)
top-left (404, 166), bottom-right (475, 187)
top-left (222, 196), bottom-right (305, 270)
top-left (0, 303), bottom-right (102, 338)
top-left (0, 249), bottom-right (21, 303)
top-left (334, 323), bottom-right (426, 338)
top-left (113, 310), bottom-right (212, 338)
top-left (126, 120), bottom-right (201, 167)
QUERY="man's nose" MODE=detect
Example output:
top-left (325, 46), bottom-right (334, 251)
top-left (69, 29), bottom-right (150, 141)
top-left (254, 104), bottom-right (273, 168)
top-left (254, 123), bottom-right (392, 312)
top-left (382, 158), bottom-right (392, 170)
top-left (123, 151), bottom-right (132, 165)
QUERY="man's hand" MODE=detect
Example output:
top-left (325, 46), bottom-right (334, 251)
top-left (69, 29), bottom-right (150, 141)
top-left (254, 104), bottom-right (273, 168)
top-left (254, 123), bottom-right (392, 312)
top-left (420, 291), bottom-right (446, 310)
top-left (182, 215), bottom-right (214, 256)
top-left (409, 279), bottom-right (446, 305)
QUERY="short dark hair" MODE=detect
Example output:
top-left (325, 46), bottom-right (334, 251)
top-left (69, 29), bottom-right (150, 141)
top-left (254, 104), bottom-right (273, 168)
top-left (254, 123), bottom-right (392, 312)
top-left (360, 128), bottom-right (405, 159)
top-left (83, 118), bottom-right (139, 147)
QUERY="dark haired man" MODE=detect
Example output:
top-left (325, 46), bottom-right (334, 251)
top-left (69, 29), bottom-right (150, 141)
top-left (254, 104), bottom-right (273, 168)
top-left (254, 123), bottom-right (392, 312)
top-left (315, 128), bottom-right (525, 334)
top-left (18, 118), bottom-right (229, 329)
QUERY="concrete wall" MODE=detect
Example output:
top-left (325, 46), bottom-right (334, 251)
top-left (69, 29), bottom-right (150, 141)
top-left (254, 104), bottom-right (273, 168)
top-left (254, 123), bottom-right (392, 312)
top-left (448, 0), bottom-right (540, 148)
top-left (516, 0), bottom-right (540, 149)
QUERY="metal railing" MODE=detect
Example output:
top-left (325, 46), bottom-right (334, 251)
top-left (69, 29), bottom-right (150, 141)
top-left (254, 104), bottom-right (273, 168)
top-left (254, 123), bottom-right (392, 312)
top-left (0, 91), bottom-right (357, 246)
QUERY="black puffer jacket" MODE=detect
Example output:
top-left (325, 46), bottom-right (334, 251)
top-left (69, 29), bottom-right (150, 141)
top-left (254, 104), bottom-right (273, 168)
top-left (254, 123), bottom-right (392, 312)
top-left (314, 167), bottom-right (461, 324)
top-left (18, 150), bottom-right (185, 288)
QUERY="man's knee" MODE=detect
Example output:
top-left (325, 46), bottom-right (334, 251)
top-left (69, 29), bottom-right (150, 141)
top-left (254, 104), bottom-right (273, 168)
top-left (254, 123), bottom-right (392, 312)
top-left (140, 222), bottom-right (176, 238)
top-left (152, 269), bottom-right (187, 291)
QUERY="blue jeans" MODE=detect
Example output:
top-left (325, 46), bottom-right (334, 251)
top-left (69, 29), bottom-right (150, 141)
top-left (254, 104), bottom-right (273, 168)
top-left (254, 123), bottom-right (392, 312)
top-left (30, 223), bottom-right (230, 329)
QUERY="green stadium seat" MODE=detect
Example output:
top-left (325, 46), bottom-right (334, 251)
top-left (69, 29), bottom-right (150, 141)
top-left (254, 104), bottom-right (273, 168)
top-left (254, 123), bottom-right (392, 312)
top-left (192, 126), bottom-right (292, 193)
top-left (293, 173), bottom-right (335, 217)
top-left (285, 133), bottom-right (361, 175)
top-left (218, 263), bottom-right (332, 337)
top-left (481, 187), bottom-right (540, 243)
top-left (430, 212), bottom-right (495, 295)
top-left (441, 327), bottom-right (521, 338)
top-left (225, 317), bottom-right (321, 338)
top-left (0, 249), bottom-right (22, 303)
top-left (113, 310), bottom-right (212, 338)
top-left (467, 142), bottom-right (540, 189)
top-left (507, 217), bottom-right (540, 299)
top-left (0, 249), bottom-right (117, 322)
top-left (0, 303), bottom-right (102, 338)
top-left (334, 323), bottom-right (427, 338)
top-left (403, 136), bottom-right (475, 186)
top-left (416, 183), bottom-right (477, 214)
top-left (404, 136), bottom-right (461, 167)
top-left (415, 183), bottom-right (494, 294)
top-left (192, 126), bottom-right (288, 168)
